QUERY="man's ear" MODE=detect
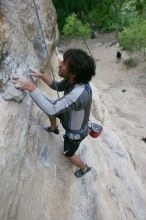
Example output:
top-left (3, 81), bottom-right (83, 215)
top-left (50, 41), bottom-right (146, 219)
top-left (70, 72), bottom-right (76, 81)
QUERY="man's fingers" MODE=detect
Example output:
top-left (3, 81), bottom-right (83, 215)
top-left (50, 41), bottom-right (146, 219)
top-left (11, 75), bottom-right (36, 92)
top-left (29, 69), bottom-right (41, 77)
top-left (11, 77), bottom-right (26, 89)
top-left (13, 82), bottom-right (24, 90)
top-left (12, 75), bottom-right (20, 80)
top-left (29, 69), bottom-right (37, 75)
top-left (11, 79), bottom-right (19, 84)
top-left (11, 79), bottom-right (20, 84)
top-left (14, 84), bottom-right (22, 89)
top-left (12, 77), bottom-right (27, 83)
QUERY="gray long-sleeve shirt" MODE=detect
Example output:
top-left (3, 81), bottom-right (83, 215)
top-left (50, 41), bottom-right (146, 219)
top-left (30, 79), bottom-right (92, 140)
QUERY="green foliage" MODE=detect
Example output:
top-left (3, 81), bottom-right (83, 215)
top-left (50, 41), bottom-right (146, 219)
top-left (52, 0), bottom-right (97, 32)
top-left (53, 0), bottom-right (146, 48)
top-left (53, 0), bottom-right (124, 32)
top-left (88, 0), bottom-right (126, 32)
top-left (119, 19), bottom-right (146, 54)
top-left (54, 8), bottom-right (69, 32)
top-left (63, 13), bottom-right (91, 38)
top-left (135, 0), bottom-right (146, 15)
top-left (120, 0), bottom-right (146, 27)
top-left (88, 0), bottom-right (116, 31)
top-left (123, 58), bottom-right (137, 68)
top-left (121, 1), bottom-right (139, 27)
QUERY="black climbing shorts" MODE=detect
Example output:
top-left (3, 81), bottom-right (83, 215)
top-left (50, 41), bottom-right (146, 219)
top-left (63, 135), bottom-right (84, 157)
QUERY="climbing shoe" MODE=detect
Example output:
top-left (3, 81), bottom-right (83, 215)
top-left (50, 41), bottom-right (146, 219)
top-left (44, 126), bottom-right (59, 135)
top-left (74, 166), bottom-right (91, 178)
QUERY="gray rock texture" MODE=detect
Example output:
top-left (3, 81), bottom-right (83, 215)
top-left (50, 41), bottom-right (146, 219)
top-left (0, 1), bottom-right (146, 220)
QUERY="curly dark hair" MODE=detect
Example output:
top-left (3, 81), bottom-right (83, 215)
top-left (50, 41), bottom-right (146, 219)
top-left (63, 49), bottom-right (96, 83)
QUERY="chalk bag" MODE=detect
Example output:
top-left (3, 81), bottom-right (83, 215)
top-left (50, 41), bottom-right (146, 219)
top-left (88, 122), bottom-right (103, 138)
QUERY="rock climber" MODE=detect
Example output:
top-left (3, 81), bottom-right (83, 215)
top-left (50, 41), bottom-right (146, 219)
top-left (12, 48), bottom-right (96, 177)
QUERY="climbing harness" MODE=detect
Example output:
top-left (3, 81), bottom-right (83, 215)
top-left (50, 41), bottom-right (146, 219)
top-left (32, 0), bottom-right (60, 98)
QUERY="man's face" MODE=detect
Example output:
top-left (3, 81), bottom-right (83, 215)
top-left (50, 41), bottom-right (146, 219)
top-left (58, 59), bottom-right (70, 79)
top-left (58, 59), bottom-right (76, 83)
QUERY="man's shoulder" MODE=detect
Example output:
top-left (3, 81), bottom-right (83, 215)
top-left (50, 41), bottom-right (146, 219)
top-left (71, 83), bottom-right (92, 97)
top-left (74, 83), bottom-right (92, 91)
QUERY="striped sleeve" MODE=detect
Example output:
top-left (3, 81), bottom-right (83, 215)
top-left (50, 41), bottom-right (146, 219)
top-left (30, 86), bottom-right (85, 116)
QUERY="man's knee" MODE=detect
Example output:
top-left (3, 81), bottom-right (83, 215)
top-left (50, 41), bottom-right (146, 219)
top-left (64, 150), bottom-right (75, 157)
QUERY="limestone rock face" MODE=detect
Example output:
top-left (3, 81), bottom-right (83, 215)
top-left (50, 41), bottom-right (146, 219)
top-left (0, 0), bottom-right (59, 100)
top-left (0, 1), bottom-right (146, 220)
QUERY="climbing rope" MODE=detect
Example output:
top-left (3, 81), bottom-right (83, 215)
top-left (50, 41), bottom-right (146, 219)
top-left (82, 38), bottom-right (94, 59)
top-left (32, 0), bottom-right (60, 98)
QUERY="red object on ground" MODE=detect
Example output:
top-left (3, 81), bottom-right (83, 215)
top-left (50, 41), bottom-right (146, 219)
top-left (89, 123), bottom-right (103, 138)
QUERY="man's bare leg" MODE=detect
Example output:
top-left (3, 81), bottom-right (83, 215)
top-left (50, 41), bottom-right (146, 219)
top-left (49, 116), bottom-right (57, 129)
top-left (44, 116), bottom-right (59, 134)
top-left (66, 154), bottom-right (87, 171)
top-left (66, 154), bottom-right (91, 177)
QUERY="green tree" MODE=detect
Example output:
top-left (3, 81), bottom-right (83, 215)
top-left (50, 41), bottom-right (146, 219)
top-left (121, 0), bottom-right (139, 27)
top-left (63, 13), bottom-right (91, 38)
top-left (53, 0), bottom-right (97, 31)
top-left (119, 19), bottom-right (146, 54)
top-left (88, 0), bottom-right (125, 32)
top-left (111, 0), bottom-right (125, 33)
top-left (53, 0), bottom-right (146, 35)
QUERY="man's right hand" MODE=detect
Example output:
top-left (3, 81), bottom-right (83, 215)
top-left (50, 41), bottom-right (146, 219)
top-left (29, 69), bottom-right (52, 86)
top-left (29, 69), bottom-right (44, 78)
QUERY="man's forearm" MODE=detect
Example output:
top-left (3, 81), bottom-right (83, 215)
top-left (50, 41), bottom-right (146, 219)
top-left (40, 74), bottom-right (53, 87)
